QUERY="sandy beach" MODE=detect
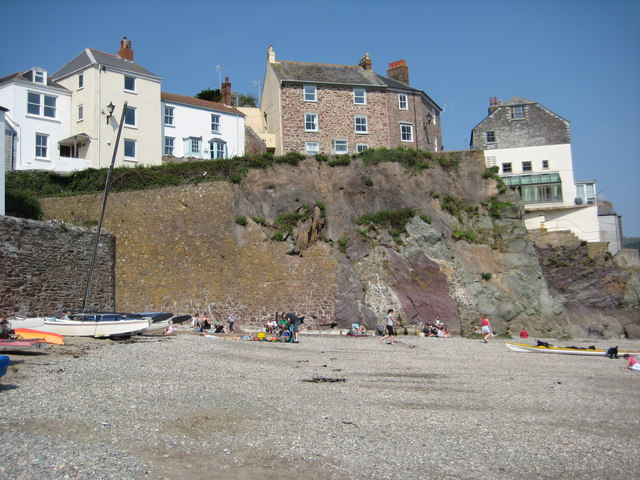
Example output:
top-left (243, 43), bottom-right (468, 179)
top-left (1, 329), bottom-right (639, 480)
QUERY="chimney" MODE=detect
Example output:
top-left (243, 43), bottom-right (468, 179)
top-left (267, 45), bottom-right (276, 64)
top-left (387, 60), bottom-right (409, 85)
top-left (221, 76), bottom-right (232, 106)
top-left (488, 97), bottom-right (502, 114)
top-left (359, 53), bottom-right (372, 71)
top-left (117, 36), bottom-right (133, 61)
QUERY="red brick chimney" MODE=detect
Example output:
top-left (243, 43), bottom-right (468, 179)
top-left (488, 97), bottom-right (502, 114)
top-left (117, 36), bottom-right (134, 61)
top-left (387, 60), bottom-right (409, 85)
top-left (359, 53), bottom-right (372, 71)
top-left (221, 76), bottom-right (232, 106)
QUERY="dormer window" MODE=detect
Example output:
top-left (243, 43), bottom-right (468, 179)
top-left (33, 69), bottom-right (46, 84)
top-left (511, 106), bottom-right (524, 119)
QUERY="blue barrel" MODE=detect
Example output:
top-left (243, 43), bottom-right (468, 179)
top-left (0, 355), bottom-right (9, 378)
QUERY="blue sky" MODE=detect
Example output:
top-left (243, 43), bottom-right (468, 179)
top-left (3, 0), bottom-right (640, 236)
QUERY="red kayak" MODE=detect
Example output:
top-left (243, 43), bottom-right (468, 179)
top-left (0, 338), bottom-right (44, 352)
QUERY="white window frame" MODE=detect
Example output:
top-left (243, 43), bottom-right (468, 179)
top-left (209, 140), bottom-right (227, 159)
top-left (27, 92), bottom-right (57, 118)
top-left (511, 106), bottom-right (524, 119)
top-left (398, 94), bottom-right (408, 110)
top-left (164, 137), bottom-right (174, 156)
top-left (124, 139), bottom-right (136, 159)
top-left (35, 133), bottom-right (48, 159)
top-left (164, 106), bottom-right (174, 126)
top-left (486, 131), bottom-right (496, 143)
top-left (305, 142), bottom-right (319, 155)
top-left (303, 84), bottom-right (317, 102)
top-left (485, 156), bottom-right (496, 167)
top-left (124, 75), bottom-right (136, 92)
top-left (78, 74), bottom-right (84, 89)
top-left (185, 137), bottom-right (202, 157)
top-left (305, 113), bottom-right (318, 132)
top-left (124, 106), bottom-right (136, 127)
top-left (78, 104), bottom-right (84, 121)
top-left (502, 162), bottom-right (512, 174)
top-left (356, 143), bottom-right (369, 153)
top-left (211, 114), bottom-right (221, 133)
top-left (333, 139), bottom-right (349, 154)
top-left (33, 70), bottom-right (45, 84)
top-left (353, 88), bottom-right (366, 105)
top-left (541, 160), bottom-right (549, 170)
top-left (400, 123), bottom-right (413, 142)
top-left (355, 115), bottom-right (368, 134)
top-left (522, 161), bottom-right (532, 172)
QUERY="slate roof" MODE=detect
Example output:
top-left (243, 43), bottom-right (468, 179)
top-left (0, 71), bottom-right (69, 92)
top-left (161, 92), bottom-right (244, 116)
top-left (52, 48), bottom-right (161, 81)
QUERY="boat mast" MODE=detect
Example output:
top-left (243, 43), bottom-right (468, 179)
top-left (82, 101), bottom-right (128, 313)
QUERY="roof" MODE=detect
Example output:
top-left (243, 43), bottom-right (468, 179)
top-left (269, 60), bottom-right (441, 111)
top-left (161, 92), bottom-right (244, 116)
top-left (52, 48), bottom-right (161, 80)
top-left (0, 70), bottom-right (69, 92)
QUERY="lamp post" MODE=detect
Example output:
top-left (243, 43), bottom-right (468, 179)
top-left (424, 112), bottom-right (433, 145)
top-left (105, 102), bottom-right (115, 124)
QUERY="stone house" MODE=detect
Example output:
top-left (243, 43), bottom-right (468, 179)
top-left (261, 46), bottom-right (442, 156)
top-left (161, 77), bottom-right (245, 161)
top-left (470, 97), bottom-right (622, 253)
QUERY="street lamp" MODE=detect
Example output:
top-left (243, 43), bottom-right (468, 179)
top-left (424, 112), bottom-right (433, 144)
top-left (105, 102), bottom-right (115, 124)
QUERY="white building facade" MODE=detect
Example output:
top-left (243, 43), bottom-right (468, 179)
top-left (161, 92), bottom-right (245, 160)
top-left (0, 68), bottom-right (73, 171)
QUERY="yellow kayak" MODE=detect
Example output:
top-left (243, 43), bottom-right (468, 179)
top-left (14, 328), bottom-right (65, 345)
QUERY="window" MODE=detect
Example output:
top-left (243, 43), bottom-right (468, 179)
top-left (124, 139), bottom-right (136, 159)
top-left (542, 160), bottom-right (549, 170)
top-left (511, 106), bottom-right (524, 119)
top-left (78, 104), bottom-right (84, 121)
top-left (502, 163), bottom-right (512, 174)
top-left (303, 85), bottom-right (317, 102)
top-left (398, 94), bottom-right (408, 110)
top-left (400, 123), bottom-right (413, 142)
top-left (356, 144), bottom-right (369, 153)
top-left (124, 106), bottom-right (136, 126)
top-left (353, 88), bottom-right (366, 104)
top-left (306, 142), bottom-right (319, 155)
top-left (210, 140), bottom-right (227, 159)
top-left (355, 115), bottom-right (368, 133)
top-left (35, 134), bottom-right (48, 158)
top-left (333, 139), bottom-right (348, 154)
top-left (522, 161), bottom-right (532, 172)
top-left (78, 74), bottom-right (84, 89)
top-left (305, 113), bottom-right (318, 132)
top-left (486, 131), bottom-right (496, 143)
top-left (27, 92), bottom-right (56, 118)
top-left (485, 156), bottom-right (496, 167)
top-left (124, 75), bottom-right (136, 91)
top-left (164, 106), bottom-right (174, 126)
top-left (185, 137), bottom-right (201, 157)
top-left (34, 70), bottom-right (45, 84)
top-left (211, 114), bottom-right (221, 133)
top-left (164, 137), bottom-right (174, 156)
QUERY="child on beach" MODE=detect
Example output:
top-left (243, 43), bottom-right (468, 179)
top-left (623, 354), bottom-right (640, 371)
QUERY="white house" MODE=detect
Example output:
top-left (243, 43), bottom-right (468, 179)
top-left (0, 68), bottom-right (73, 171)
top-left (471, 97), bottom-right (604, 245)
top-left (51, 37), bottom-right (163, 169)
top-left (161, 89), bottom-right (245, 160)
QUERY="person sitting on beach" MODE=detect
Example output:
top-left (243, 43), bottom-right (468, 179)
top-left (623, 354), bottom-right (640, 371)
top-left (264, 319), bottom-right (277, 334)
top-left (213, 318), bottom-right (225, 333)
top-left (351, 323), bottom-right (366, 334)
top-left (192, 314), bottom-right (200, 330)
top-left (163, 324), bottom-right (174, 335)
top-left (520, 328), bottom-right (529, 339)
top-left (278, 313), bottom-right (291, 335)
top-left (442, 328), bottom-right (452, 338)
top-left (202, 315), bottom-right (211, 331)
top-left (422, 323), bottom-right (431, 336)
top-left (0, 316), bottom-right (13, 339)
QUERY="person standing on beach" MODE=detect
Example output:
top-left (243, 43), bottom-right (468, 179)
top-left (379, 309), bottom-right (396, 345)
top-left (282, 311), bottom-right (304, 343)
top-left (227, 314), bottom-right (235, 332)
top-left (481, 315), bottom-right (492, 343)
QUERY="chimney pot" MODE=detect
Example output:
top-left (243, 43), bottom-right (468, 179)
top-left (387, 59), bottom-right (409, 85)
top-left (117, 36), bottom-right (134, 61)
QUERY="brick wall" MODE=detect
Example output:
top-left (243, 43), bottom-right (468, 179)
top-left (0, 216), bottom-right (115, 317)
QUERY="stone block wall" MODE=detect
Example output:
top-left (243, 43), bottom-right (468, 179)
top-left (39, 183), bottom-right (340, 328)
top-left (0, 216), bottom-right (115, 317)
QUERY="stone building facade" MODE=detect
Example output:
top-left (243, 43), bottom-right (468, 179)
top-left (261, 46), bottom-right (442, 155)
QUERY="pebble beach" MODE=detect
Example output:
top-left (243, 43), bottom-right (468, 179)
top-left (1, 329), bottom-right (639, 480)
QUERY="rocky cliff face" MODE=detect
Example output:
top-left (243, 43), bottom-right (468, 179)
top-left (37, 153), bottom-right (639, 338)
